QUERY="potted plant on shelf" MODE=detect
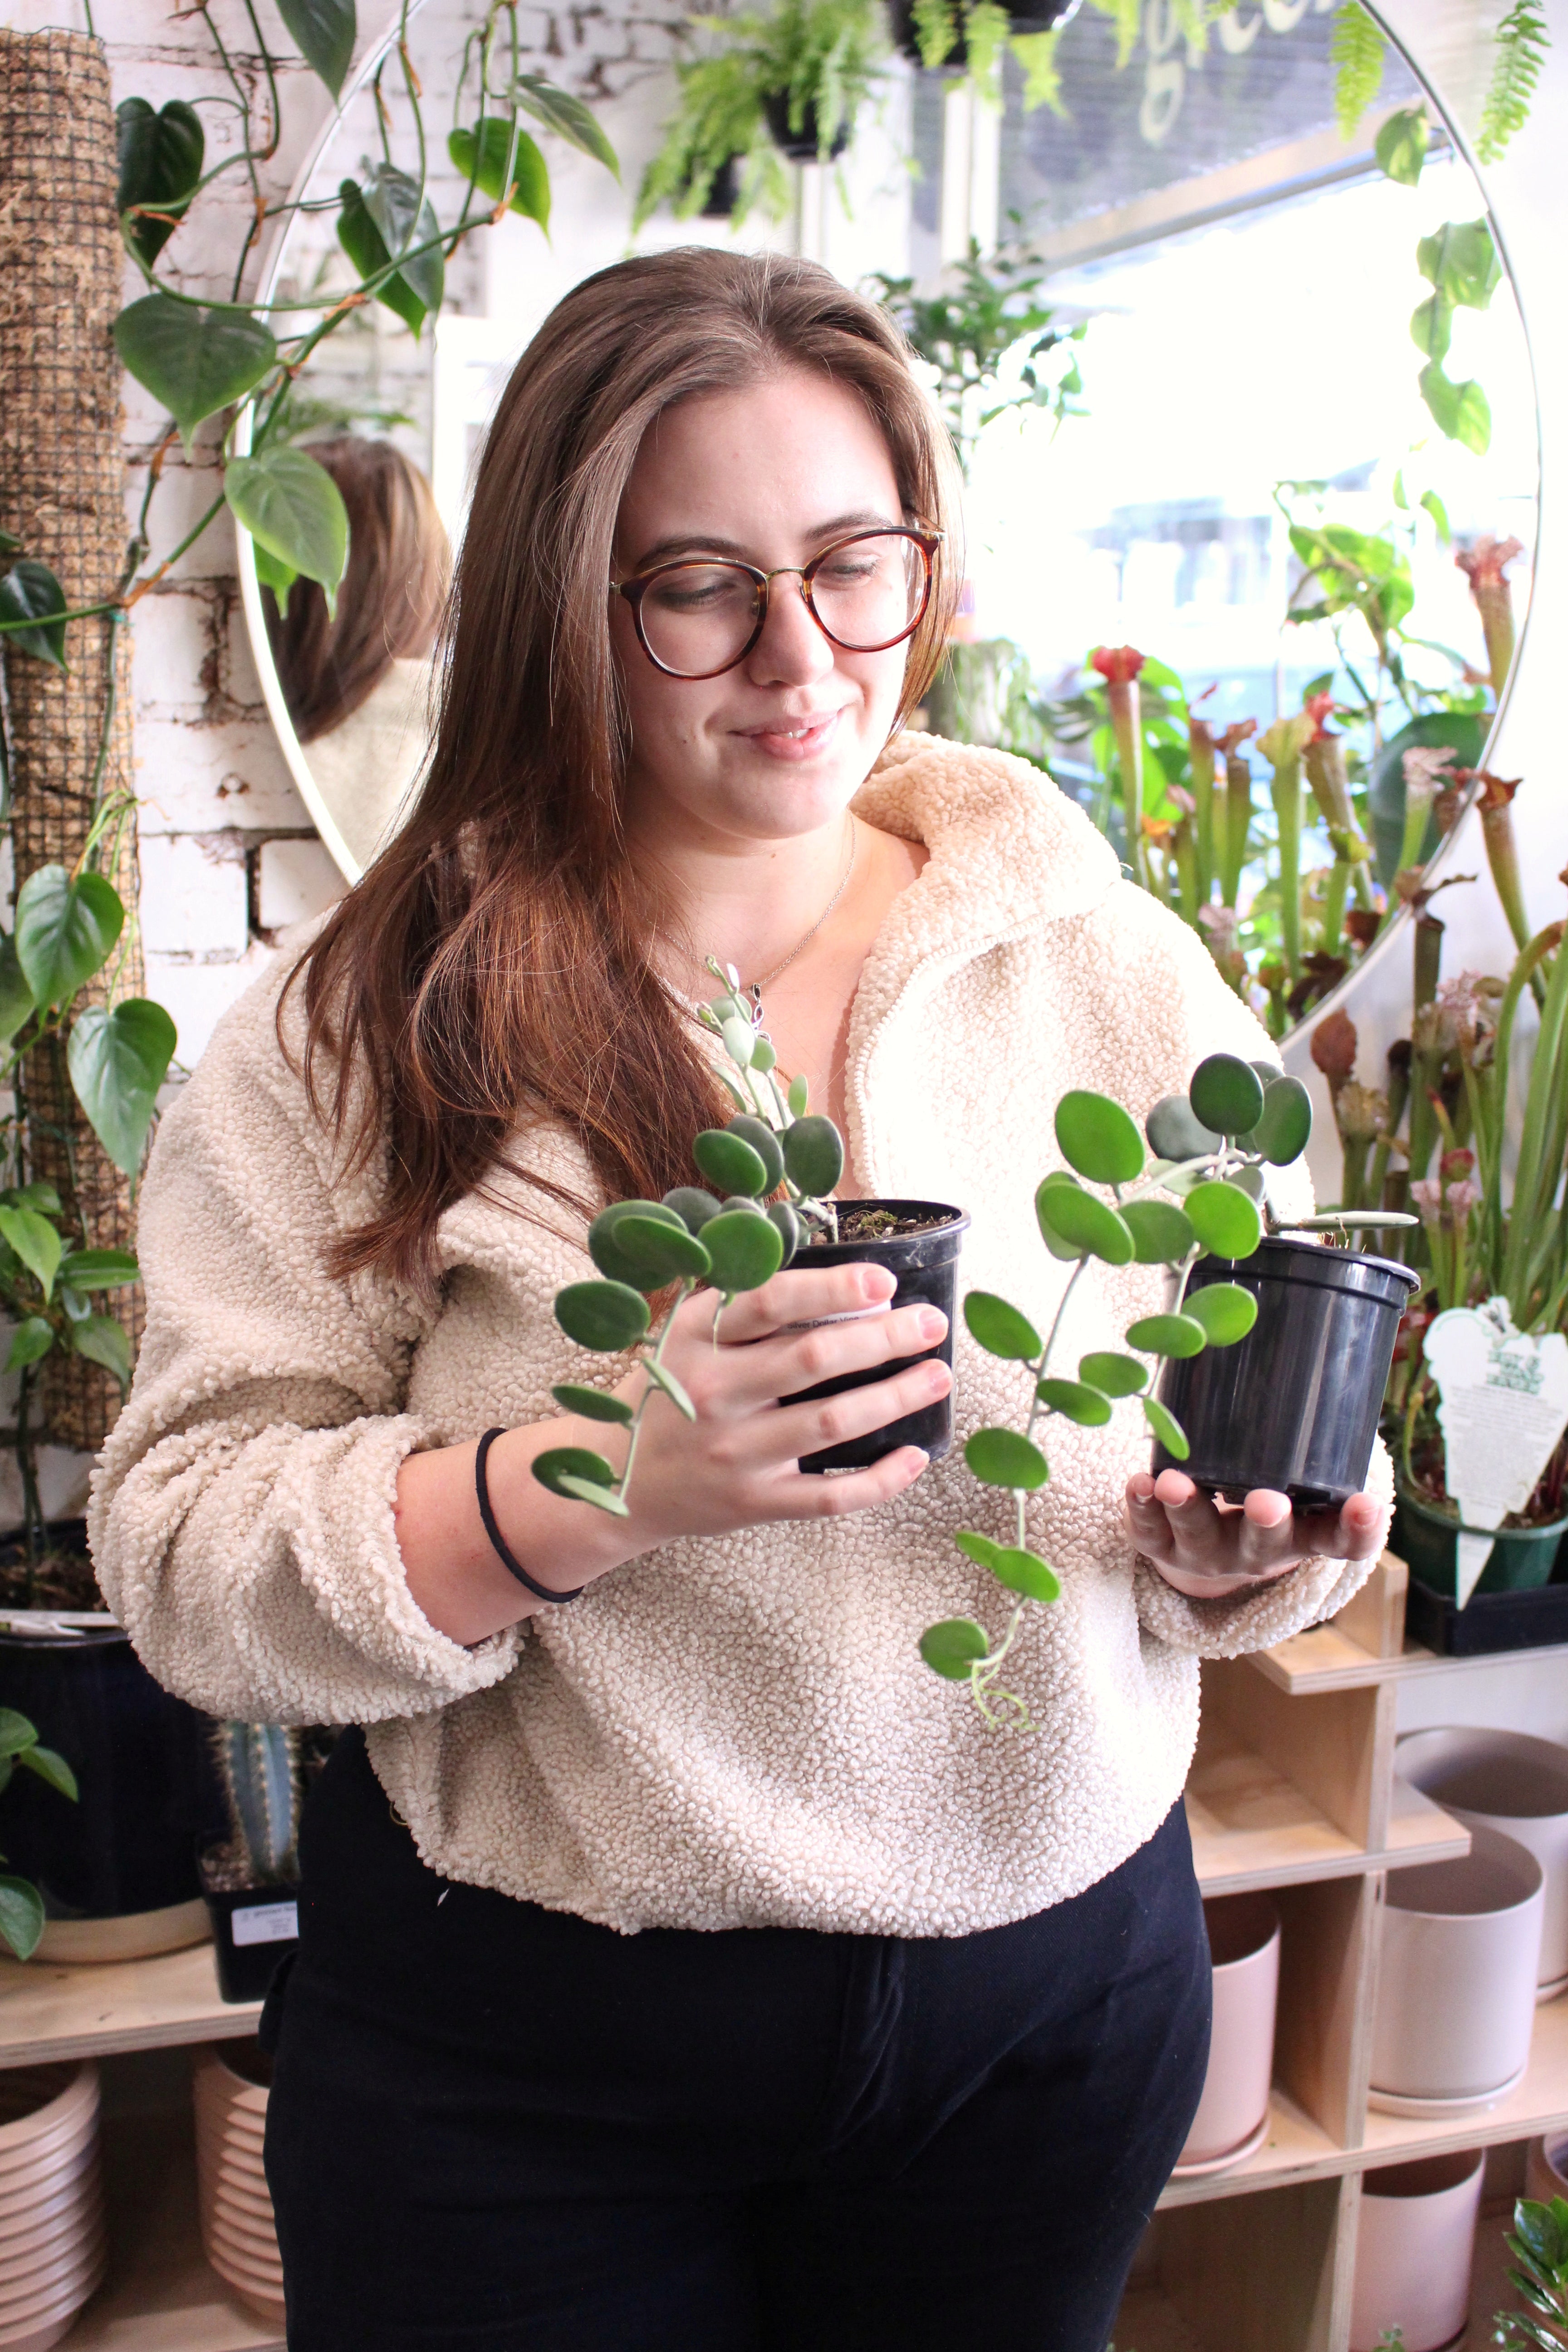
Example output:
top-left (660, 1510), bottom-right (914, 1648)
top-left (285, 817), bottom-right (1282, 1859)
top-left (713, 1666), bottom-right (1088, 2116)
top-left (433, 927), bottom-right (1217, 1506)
top-left (0, 1705), bottom-right (76, 1960)
top-left (534, 961), bottom-right (966, 1518)
top-left (1493, 2192), bottom-right (1568, 2349)
top-left (920, 1053), bottom-right (1416, 1728)
top-left (198, 1723), bottom-right (302, 2005)
top-left (635, 0), bottom-right (885, 229)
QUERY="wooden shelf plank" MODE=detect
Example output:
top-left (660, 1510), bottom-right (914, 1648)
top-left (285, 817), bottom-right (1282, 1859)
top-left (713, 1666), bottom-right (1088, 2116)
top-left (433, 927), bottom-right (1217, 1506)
top-left (0, 1943), bottom-right (260, 2069)
top-left (1156, 2086), bottom-right (1343, 2209)
top-left (1362, 1990), bottom-right (1568, 2169)
top-left (1112, 2283), bottom-right (1209, 2351)
top-left (1186, 1715), bottom-right (1469, 1895)
top-left (64, 2109), bottom-right (282, 2352)
top-left (1253, 1625), bottom-right (1568, 1697)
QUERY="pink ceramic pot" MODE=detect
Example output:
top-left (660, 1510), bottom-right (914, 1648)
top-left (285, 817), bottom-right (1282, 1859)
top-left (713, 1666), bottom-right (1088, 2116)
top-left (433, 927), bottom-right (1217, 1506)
top-left (1350, 2149), bottom-right (1484, 2351)
top-left (1178, 1891), bottom-right (1281, 2168)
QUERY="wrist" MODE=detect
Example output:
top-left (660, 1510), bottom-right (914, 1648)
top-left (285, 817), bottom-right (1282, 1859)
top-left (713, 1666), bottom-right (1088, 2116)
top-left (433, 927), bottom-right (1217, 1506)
top-left (482, 1421), bottom-right (647, 1593)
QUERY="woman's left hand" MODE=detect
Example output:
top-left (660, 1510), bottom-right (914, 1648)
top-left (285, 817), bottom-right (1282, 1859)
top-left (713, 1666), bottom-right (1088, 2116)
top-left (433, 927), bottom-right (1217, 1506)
top-left (1125, 1469), bottom-right (1385, 1599)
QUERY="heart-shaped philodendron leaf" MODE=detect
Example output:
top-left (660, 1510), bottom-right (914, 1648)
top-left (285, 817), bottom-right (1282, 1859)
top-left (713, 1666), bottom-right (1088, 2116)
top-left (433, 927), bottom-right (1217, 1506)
top-left (225, 446), bottom-right (349, 614)
top-left (114, 295), bottom-right (277, 448)
top-left (71, 1313), bottom-right (133, 1387)
top-left (275, 0), bottom-right (357, 96)
top-left (0, 1206), bottom-right (60, 1301)
top-left (963, 1291), bottom-right (1041, 1362)
top-left (15, 868), bottom-right (123, 1012)
top-left (0, 559), bottom-right (68, 669)
top-left (1054, 1089), bottom-right (1145, 1186)
top-left (512, 73), bottom-right (620, 176)
top-left (447, 118), bottom-right (550, 227)
top-left (337, 167), bottom-right (445, 337)
top-left (67, 998), bottom-right (176, 1176)
top-left (919, 1617), bottom-right (990, 1679)
top-left (115, 97), bottom-right (204, 265)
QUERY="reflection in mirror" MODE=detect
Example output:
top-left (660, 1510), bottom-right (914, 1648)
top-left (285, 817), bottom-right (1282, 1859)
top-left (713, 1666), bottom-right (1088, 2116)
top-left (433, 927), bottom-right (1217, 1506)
top-left (244, 0), bottom-right (1537, 1044)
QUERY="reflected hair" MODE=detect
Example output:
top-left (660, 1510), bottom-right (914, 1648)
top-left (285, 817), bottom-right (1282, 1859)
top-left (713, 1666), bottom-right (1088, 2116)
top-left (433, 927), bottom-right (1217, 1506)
top-left (287, 249), bottom-right (961, 1293)
top-left (265, 438), bottom-right (451, 743)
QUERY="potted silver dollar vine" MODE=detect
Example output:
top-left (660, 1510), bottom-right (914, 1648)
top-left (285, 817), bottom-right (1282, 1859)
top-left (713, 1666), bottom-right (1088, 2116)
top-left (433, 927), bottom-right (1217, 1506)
top-left (923, 1053), bottom-right (1418, 1730)
top-left (533, 960), bottom-right (966, 1512)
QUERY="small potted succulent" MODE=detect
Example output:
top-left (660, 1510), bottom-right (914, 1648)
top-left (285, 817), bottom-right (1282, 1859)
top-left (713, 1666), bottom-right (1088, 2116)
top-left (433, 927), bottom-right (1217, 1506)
top-left (920, 1054), bottom-right (1417, 1728)
top-left (534, 962), bottom-right (966, 1514)
top-left (198, 1722), bottom-right (301, 2004)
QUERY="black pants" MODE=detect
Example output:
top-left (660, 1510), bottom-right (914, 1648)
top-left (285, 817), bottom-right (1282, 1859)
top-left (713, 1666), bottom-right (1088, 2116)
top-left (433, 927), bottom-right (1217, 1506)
top-left (263, 1730), bottom-right (1210, 2352)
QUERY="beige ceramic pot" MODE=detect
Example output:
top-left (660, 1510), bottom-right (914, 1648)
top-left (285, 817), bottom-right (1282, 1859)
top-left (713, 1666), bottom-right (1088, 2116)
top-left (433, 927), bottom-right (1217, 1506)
top-left (1176, 1891), bottom-right (1281, 2172)
top-left (0, 2065), bottom-right (105, 2352)
top-left (1397, 1727), bottom-right (1568, 1997)
top-left (1350, 2149), bottom-right (1485, 2351)
top-left (192, 2042), bottom-right (286, 2325)
top-left (1370, 1826), bottom-right (1545, 2113)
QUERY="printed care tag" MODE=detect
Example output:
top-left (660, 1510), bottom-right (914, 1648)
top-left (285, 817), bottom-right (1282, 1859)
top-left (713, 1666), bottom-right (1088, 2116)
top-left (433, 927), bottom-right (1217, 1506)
top-left (1423, 1298), bottom-right (1568, 1606)
top-left (230, 1898), bottom-right (299, 1948)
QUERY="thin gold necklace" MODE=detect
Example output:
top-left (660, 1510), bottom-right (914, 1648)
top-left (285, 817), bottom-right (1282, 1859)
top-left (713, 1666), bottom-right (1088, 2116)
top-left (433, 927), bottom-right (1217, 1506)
top-left (747, 814), bottom-right (858, 1003)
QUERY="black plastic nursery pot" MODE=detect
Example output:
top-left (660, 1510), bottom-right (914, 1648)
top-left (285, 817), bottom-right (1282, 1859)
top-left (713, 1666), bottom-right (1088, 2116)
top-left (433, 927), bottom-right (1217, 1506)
top-left (888, 0), bottom-right (1083, 69)
top-left (201, 1869), bottom-right (302, 2005)
top-left (760, 93), bottom-right (852, 163)
top-left (0, 1617), bottom-right (224, 1949)
top-left (795, 1200), bottom-right (969, 1474)
top-left (1152, 1237), bottom-right (1419, 1511)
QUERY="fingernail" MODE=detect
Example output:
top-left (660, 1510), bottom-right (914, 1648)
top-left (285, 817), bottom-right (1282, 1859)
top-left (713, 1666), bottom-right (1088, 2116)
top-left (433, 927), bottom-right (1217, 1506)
top-left (1130, 1473), bottom-right (1156, 1501)
top-left (904, 1448), bottom-right (930, 1474)
top-left (924, 1361), bottom-right (951, 1392)
top-left (862, 1266), bottom-right (897, 1300)
top-left (917, 1307), bottom-right (947, 1342)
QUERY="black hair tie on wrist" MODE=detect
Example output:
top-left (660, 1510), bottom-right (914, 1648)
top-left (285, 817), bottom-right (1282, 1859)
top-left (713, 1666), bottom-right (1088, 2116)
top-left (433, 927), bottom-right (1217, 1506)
top-left (475, 1427), bottom-right (584, 1604)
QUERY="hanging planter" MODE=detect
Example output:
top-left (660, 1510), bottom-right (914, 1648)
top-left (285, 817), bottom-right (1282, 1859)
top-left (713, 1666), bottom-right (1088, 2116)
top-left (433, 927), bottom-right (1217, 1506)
top-left (888, 0), bottom-right (1083, 71)
top-left (1397, 1726), bottom-right (1568, 1999)
top-left (760, 90), bottom-right (852, 161)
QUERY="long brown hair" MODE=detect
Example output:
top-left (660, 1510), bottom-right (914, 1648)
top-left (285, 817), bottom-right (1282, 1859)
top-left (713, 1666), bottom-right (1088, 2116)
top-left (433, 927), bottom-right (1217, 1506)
top-left (265, 438), bottom-right (450, 743)
top-left (290, 248), bottom-right (960, 1293)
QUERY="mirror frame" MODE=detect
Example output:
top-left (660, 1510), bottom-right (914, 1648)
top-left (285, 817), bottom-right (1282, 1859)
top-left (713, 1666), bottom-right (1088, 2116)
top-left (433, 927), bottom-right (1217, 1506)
top-left (238, 0), bottom-right (1541, 1052)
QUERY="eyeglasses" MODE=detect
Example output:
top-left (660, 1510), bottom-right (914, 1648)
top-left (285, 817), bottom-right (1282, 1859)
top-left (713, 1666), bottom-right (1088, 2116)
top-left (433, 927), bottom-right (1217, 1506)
top-left (611, 527), bottom-right (942, 681)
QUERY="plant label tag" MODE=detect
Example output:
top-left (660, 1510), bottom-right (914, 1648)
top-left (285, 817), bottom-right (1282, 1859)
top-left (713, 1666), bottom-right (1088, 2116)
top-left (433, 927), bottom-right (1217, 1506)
top-left (1422, 1298), bottom-right (1568, 1606)
top-left (231, 1899), bottom-right (299, 1948)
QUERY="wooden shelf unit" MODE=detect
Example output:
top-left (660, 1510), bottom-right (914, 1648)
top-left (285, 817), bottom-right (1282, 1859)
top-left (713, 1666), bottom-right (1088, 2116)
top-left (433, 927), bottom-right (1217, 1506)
top-left (0, 1553), bottom-right (1556, 2352)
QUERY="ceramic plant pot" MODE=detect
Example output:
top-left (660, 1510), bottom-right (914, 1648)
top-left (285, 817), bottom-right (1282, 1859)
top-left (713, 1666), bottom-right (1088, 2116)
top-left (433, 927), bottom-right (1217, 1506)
top-left (1349, 2148), bottom-right (1485, 2352)
top-left (888, 0), bottom-right (1083, 69)
top-left (1154, 1239), bottom-right (1418, 1509)
top-left (1176, 1891), bottom-right (1280, 2172)
top-left (1397, 1726), bottom-right (1568, 1997)
top-left (797, 1202), bottom-right (969, 1472)
top-left (0, 1622), bottom-right (221, 1961)
top-left (192, 2041), bottom-right (286, 2325)
top-left (1393, 1481), bottom-right (1568, 1601)
top-left (0, 2064), bottom-right (106, 2352)
top-left (1370, 1824), bottom-right (1545, 2114)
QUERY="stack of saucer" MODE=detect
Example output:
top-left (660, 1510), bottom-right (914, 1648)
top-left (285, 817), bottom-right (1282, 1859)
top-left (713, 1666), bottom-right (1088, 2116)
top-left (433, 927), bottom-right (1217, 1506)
top-left (192, 2044), bottom-right (285, 2325)
top-left (0, 2062), bottom-right (106, 2352)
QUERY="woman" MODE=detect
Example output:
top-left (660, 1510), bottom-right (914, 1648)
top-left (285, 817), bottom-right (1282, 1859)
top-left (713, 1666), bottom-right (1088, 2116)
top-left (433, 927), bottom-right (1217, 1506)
top-left (92, 250), bottom-right (1388, 2352)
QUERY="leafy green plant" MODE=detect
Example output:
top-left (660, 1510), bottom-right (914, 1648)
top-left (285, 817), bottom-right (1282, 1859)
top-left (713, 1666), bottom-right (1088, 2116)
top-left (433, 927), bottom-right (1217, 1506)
top-left (0, 1706), bottom-right (77, 1961)
top-left (1479, 3), bottom-right (1551, 167)
top-left (1493, 2193), bottom-right (1568, 2348)
top-left (206, 1722), bottom-right (301, 1890)
top-left (635, 0), bottom-right (884, 228)
top-left (1329, 1), bottom-right (1386, 142)
top-left (533, 963), bottom-right (846, 1519)
top-left (871, 229), bottom-right (1085, 485)
top-left (919, 1051), bottom-right (1377, 1730)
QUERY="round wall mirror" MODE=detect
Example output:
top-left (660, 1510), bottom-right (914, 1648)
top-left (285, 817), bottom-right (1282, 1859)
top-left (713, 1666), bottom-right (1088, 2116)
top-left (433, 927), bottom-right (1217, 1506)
top-left (240, 0), bottom-right (1538, 1042)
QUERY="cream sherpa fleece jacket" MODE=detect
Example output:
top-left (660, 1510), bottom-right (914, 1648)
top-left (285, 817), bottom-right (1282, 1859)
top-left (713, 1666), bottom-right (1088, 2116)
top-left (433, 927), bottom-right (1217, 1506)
top-left (91, 737), bottom-right (1390, 1936)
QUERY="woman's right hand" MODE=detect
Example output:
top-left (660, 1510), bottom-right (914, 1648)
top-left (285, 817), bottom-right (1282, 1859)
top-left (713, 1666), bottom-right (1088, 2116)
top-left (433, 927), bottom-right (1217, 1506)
top-left (395, 1262), bottom-right (948, 1643)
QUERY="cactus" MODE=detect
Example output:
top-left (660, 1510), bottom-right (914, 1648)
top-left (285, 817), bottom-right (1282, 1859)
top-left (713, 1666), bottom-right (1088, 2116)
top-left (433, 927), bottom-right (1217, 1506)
top-left (210, 1721), bottom-right (300, 1885)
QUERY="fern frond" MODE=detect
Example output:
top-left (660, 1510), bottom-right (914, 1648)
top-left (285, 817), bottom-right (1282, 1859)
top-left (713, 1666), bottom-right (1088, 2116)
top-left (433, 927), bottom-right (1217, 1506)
top-left (1478, 0), bottom-right (1548, 166)
top-left (963, 0), bottom-right (1010, 102)
top-left (913, 0), bottom-right (959, 70)
top-left (1010, 28), bottom-right (1066, 115)
top-left (1088, 0), bottom-right (1141, 71)
top-left (1330, 1), bottom-right (1385, 142)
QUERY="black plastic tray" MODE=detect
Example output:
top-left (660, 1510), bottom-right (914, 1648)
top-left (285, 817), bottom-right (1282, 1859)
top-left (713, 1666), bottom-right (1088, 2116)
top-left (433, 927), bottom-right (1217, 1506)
top-left (1406, 1567), bottom-right (1568, 1657)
